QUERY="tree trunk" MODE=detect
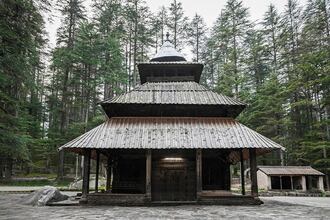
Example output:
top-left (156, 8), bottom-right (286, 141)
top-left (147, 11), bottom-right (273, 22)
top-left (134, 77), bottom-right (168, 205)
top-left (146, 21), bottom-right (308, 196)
top-left (133, 0), bottom-right (138, 87)
top-left (4, 158), bottom-right (13, 180)
top-left (57, 150), bottom-right (65, 180)
top-left (0, 160), bottom-right (3, 179)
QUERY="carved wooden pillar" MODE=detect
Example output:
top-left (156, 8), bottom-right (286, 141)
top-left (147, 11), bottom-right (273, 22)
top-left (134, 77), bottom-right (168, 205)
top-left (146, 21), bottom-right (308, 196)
top-left (95, 151), bottom-right (100, 192)
top-left (196, 149), bottom-right (202, 199)
top-left (82, 149), bottom-right (91, 199)
top-left (146, 149), bottom-right (152, 200)
top-left (240, 149), bottom-right (245, 195)
top-left (249, 148), bottom-right (258, 197)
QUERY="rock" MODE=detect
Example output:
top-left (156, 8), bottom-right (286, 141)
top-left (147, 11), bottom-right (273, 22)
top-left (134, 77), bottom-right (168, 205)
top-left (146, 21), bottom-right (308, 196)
top-left (19, 186), bottom-right (69, 206)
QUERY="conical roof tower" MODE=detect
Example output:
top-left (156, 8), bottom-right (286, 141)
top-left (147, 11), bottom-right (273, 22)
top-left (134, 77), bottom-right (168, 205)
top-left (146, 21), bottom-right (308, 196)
top-left (150, 33), bottom-right (186, 62)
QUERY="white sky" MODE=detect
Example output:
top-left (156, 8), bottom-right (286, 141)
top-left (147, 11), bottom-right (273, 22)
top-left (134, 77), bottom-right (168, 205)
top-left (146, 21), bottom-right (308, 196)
top-left (45, 0), bottom-right (307, 49)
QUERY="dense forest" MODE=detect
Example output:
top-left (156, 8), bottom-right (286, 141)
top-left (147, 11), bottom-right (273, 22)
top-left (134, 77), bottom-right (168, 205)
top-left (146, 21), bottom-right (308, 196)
top-left (0, 0), bottom-right (329, 188)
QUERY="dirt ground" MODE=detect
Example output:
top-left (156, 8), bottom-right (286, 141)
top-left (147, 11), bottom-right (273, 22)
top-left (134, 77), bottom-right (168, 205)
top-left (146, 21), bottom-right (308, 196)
top-left (0, 193), bottom-right (329, 220)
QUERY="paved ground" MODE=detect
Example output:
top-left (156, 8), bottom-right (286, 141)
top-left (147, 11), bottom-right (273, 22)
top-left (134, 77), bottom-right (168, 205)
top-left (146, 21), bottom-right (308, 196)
top-left (0, 186), bottom-right (45, 192)
top-left (262, 196), bottom-right (330, 208)
top-left (0, 193), bottom-right (329, 220)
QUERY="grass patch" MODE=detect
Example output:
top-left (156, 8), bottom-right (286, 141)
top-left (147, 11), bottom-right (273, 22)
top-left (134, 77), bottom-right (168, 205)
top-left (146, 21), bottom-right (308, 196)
top-left (15, 173), bottom-right (57, 179)
top-left (52, 179), bottom-right (72, 187)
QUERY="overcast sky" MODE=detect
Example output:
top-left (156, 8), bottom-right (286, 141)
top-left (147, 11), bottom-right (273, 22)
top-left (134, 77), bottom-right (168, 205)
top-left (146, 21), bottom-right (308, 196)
top-left (45, 0), bottom-right (307, 48)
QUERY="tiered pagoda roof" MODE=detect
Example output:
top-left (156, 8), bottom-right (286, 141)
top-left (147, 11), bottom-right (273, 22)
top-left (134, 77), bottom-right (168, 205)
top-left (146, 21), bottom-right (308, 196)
top-left (60, 35), bottom-right (284, 156)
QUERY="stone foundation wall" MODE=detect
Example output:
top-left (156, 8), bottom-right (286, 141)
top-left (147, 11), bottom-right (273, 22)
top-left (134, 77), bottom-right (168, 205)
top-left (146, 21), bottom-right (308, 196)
top-left (199, 195), bottom-right (263, 205)
top-left (85, 193), bottom-right (150, 206)
top-left (83, 193), bottom-right (263, 206)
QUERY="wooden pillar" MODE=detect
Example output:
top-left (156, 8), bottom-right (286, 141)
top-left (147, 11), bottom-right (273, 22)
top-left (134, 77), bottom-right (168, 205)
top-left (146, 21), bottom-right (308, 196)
top-left (280, 176), bottom-right (283, 191)
top-left (290, 176), bottom-right (294, 191)
top-left (240, 150), bottom-right (245, 195)
top-left (196, 149), bottom-right (202, 199)
top-left (146, 150), bottom-right (152, 199)
top-left (301, 176), bottom-right (307, 191)
top-left (249, 148), bottom-right (258, 197)
top-left (82, 149), bottom-right (91, 199)
top-left (106, 155), bottom-right (112, 192)
top-left (318, 176), bottom-right (325, 191)
top-left (95, 151), bottom-right (100, 193)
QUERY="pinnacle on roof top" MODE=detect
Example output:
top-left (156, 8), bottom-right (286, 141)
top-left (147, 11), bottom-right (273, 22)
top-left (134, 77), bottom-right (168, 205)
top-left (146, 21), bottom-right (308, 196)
top-left (166, 32), bottom-right (170, 41)
top-left (150, 32), bottom-right (187, 62)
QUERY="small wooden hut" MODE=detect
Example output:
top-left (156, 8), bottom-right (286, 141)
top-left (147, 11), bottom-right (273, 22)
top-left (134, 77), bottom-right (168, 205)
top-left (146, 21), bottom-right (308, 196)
top-left (59, 37), bottom-right (285, 205)
top-left (257, 166), bottom-right (325, 192)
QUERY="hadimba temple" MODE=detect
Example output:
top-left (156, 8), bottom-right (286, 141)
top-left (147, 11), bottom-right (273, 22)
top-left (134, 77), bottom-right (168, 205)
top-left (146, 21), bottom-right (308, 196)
top-left (59, 36), bottom-right (284, 206)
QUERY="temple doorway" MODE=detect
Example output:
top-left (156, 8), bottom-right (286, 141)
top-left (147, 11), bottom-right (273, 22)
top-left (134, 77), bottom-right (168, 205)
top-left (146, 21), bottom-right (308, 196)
top-left (151, 150), bottom-right (196, 201)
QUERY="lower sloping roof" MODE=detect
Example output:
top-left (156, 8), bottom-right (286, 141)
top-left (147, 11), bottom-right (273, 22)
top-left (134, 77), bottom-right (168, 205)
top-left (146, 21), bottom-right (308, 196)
top-left (59, 117), bottom-right (284, 161)
top-left (258, 166), bottom-right (325, 176)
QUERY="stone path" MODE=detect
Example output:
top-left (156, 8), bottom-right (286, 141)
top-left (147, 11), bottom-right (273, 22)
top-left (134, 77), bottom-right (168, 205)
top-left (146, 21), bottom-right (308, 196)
top-left (0, 193), bottom-right (329, 219)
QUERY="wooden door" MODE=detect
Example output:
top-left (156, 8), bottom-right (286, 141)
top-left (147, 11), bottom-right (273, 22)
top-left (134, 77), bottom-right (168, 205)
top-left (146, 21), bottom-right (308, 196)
top-left (159, 167), bottom-right (186, 201)
top-left (152, 157), bottom-right (196, 201)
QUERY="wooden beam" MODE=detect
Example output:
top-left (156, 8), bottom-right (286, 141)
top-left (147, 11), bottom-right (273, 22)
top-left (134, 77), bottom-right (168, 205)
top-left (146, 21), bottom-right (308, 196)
top-left (249, 148), bottom-right (258, 197)
top-left (82, 149), bottom-right (91, 199)
top-left (240, 149), bottom-right (245, 195)
top-left (106, 155), bottom-right (112, 192)
top-left (196, 149), bottom-right (202, 198)
top-left (95, 151), bottom-right (100, 193)
top-left (146, 149), bottom-right (152, 199)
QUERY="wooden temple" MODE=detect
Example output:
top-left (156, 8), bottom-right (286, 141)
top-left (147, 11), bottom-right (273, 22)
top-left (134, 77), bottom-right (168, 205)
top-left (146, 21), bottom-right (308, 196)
top-left (59, 37), bottom-right (285, 206)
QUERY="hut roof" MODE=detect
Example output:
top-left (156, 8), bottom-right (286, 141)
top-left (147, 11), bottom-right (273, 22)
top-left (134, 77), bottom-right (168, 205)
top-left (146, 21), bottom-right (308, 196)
top-left (59, 117), bottom-right (284, 161)
top-left (258, 166), bottom-right (325, 176)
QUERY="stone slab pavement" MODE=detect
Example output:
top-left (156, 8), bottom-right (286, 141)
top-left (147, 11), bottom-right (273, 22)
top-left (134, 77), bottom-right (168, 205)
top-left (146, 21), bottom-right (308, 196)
top-left (261, 196), bottom-right (330, 209)
top-left (0, 193), bottom-right (329, 220)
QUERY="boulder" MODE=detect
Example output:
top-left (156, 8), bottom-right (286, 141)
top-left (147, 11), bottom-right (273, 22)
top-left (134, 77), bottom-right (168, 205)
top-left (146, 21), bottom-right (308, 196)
top-left (19, 186), bottom-right (69, 206)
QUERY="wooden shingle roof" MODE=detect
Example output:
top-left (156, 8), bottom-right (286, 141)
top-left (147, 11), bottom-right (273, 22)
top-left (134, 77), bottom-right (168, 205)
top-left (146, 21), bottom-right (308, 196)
top-left (59, 117), bottom-right (284, 161)
top-left (101, 82), bottom-right (245, 106)
top-left (100, 82), bottom-right (246, 118)
top-left (258, 166), bottom-right (324, 176)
